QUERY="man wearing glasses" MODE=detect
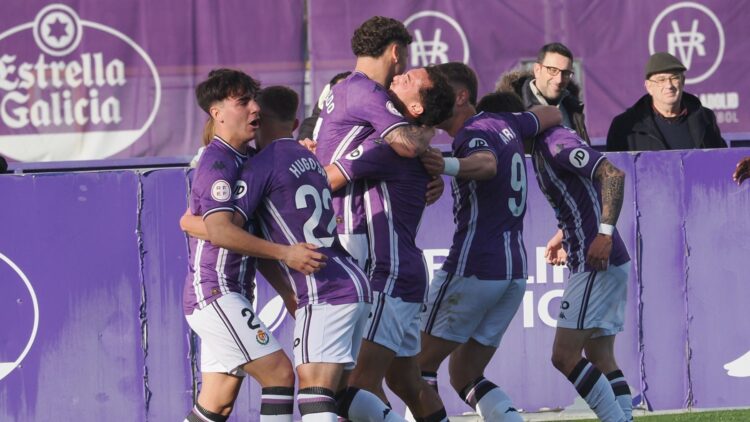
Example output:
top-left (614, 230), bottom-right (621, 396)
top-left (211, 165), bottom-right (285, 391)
top-left (501, 42), bottom-right (590, 144)
top-left (606, 52), bottom-right (726, 151)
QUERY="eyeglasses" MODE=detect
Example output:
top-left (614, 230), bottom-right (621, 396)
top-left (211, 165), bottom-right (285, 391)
top-left (648, 75), bottom-right (682, 86)
top-left (538, 63), bottom-right (574, 79)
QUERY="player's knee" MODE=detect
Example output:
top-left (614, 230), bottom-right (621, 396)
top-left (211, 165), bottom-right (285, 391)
top-left (551, 348), bottom-right (577, 374)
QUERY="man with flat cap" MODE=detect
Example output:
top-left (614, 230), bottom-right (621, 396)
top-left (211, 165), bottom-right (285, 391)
top-left (606, 52), bottom-right (726, 151)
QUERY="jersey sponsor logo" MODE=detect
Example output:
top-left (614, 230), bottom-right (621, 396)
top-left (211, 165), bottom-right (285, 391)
top-left (404, 10), bottom-right (469, 67)
top-left (0, 4), bottom-right (161, 161)
top-left (649, 2), bottom-right (724, 85)
top-left (232, 180), bottom-right (247, 200)
top-left (468, 138), bottom-right (488, 148)
top-left (345, 145), bottom-right (364, 160)
top-left (569, 148), bottom-right (590, 168)
top-left (256, 329), bottom-right (270, 345)
top-left (0, 253), bottom-right (39, 381)
top-left (385, 100), bottom-right (403, 117)
top-left (210, 179), bottom-right (231, 202)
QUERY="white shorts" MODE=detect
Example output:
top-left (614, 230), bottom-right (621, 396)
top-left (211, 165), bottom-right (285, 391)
top-left (293, 302), bottom-right (370, 370)
top-left (185, 292), bottom-right (282, 376)
top-left (422, 270), bottom-right (526, 347)
top-left (338, 233), bottom-right (369, 270)
top-left (364, 291), bottom-right (423, 357)
top-left (557, 262), bottom-right (630, 337)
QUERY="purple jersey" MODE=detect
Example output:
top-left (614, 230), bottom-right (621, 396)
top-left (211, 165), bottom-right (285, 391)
top-left (313, 71), bottom-right (409, 238)
top-left (183, 136), bottom-right (257, 315)
top-left (334, 139), bottom-right (430, 303)
top-left (234, 139), bottom-right (371, 307)
top-left (531, 126), bottom-right (630, 273)
top-left (442, 112), bottom-right (540, 280)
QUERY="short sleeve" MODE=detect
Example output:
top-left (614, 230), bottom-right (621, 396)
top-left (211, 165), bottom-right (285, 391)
top-left (192, 149), bottom-right (242, 219)
top-left (334, 140), bottom-right (400, 182)
top-left (347, 81), bottom-right (409, 138)
top-left (234, 154), bottom-right (273, 224)
top-left (550, 139), bottom-right (605, 180)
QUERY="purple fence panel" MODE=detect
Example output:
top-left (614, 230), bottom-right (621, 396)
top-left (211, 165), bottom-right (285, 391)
top-left (634, 151), bottom-right (691, 409)
top-left (681, 148), bottom-right (750, 408)
top-left (0, 171), bottom-right (144, 420)
top-left (138, 168), bottom-right (194, 420)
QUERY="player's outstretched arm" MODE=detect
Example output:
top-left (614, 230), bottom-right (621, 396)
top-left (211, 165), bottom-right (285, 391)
top-left (257, 259), bottom-right (298, 317)
top-left (323, 164), bottom-right (347, 192)
top-left (545, 229), bottom-right (567, 266)
top-left (384, 125), bottom-right (435, 158)
top-left (528, 105), bottom-right (563, 132)
top-left (733, 156), bottom-right (750, 185)
top-left (180, 208), bottom-right (209, 240)
top-left (586, 159), bottom-right (625, 270)
top-left (205, 211), bottom-right (327, 275)
top-left (420, 147), bottom-right (497, 180)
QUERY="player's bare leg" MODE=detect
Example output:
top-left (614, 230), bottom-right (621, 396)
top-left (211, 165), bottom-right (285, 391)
top-left (585, 335), bottom-right (633, 421)
top-left (189, 372), bottom-right (243, 420)
top-left (386, 356), bottom-right (447, 421)
top-left (297, 362), bottom-right (346, 421)
top-left (243, 350), bottom-right (296, 422)
top-left (552, 328), bottom-right (626, 422)
top-left (442, 339), bottom-right (521, 422)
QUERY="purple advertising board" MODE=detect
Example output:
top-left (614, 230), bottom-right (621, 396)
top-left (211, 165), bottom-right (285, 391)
top-left (0, 0), bottom-right (305, 163)
top-left (1, 148), bottom-right (749, 420)
top-left (308, 0), bottom-right (750, 146)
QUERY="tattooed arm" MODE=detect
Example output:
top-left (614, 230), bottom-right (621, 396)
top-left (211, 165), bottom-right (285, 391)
top-left (384, 125), bottom-right (435, 158)
top-left (596, 159), bottom-right (626, 226)
top-left (586, 159), bottom-right (625, 270)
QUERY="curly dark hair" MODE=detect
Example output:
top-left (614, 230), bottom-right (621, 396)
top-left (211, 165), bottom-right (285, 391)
top-left (351, 16), bottom-right (412, 57)
top-left (257, 86), bottom-right (299, 123)
top-left (413, 67), bottom-right (455, 127)
top-left (435, 62), bottom-right (478, 106)
top-left (477, 91), bottom-right (525, 114)
top-left (195, 68), bottom-right (260, 113)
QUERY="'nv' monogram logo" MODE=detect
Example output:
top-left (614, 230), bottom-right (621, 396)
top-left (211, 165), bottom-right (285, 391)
top-left (404, 11), bottom-right (470, 67)
top-left (649, 2), bottom-right (725, 85)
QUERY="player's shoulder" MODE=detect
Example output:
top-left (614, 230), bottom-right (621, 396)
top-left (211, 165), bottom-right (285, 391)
top-left (539, 126), bottom-right (587, 156)
top-left (346, 72), bottom-right (389, 100)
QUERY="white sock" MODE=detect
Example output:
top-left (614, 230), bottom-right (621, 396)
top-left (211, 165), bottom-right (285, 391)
top-left (342, 388), bottom-right (407, 422)
top-left (260, 386), bottom-right (294, 422)
top-left (607, 370), bottom-right (633, 421)
top-left (299, 387), bottom-right (338, 422)
top-left (568, 359), bottom-right (626, 422)
top-left (461, 377), bottom-right (522, 422)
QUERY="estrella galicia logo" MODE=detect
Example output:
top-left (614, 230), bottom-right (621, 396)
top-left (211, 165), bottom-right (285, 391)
top-left (403, 11), bottom-right (469, 67)
top-left (0, 3), bottom-right (161, 161)
top-left (649, 2), bottom-right (725, 84)
top-left (0, 253), bottom-right (39, 381)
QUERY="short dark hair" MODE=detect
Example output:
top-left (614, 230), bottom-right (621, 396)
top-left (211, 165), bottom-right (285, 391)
top-left (329, 71), bottom-right (352, 86)
top-left (195, 69), bottom-right (260, 113)
top-left (476, 92), bottom-right (525, 114)
top-left (537, 42), bottom-right (574, 62)
top-left (435, 62), bottom-right (478, 106)
top-left (257, 86), bottom-right (299, 123)
top-left (351, 16), bottom-right (412, 57)
top-left (414, 67), bottom-right (455, 127)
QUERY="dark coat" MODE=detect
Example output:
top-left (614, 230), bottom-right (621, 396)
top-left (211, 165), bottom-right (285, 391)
top-left (606, 93), bottom-right (726, 151)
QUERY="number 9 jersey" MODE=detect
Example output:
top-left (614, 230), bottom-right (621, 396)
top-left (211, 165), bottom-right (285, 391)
top-left (442, 111), bottom-right (541, 280)
top-left (234, 138), bottom-right (371, 308)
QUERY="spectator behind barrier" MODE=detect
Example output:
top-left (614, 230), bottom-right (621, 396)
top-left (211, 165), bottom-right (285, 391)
top-left (297, 71), bottom-right (351, 141)
top-left (496, 42), bottom-right (590, 144)
top-left (606, 52), bottom-right (727, 151)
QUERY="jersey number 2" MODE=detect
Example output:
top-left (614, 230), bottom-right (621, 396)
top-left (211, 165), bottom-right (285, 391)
top-left (295, 184), bottom-right (336, 247)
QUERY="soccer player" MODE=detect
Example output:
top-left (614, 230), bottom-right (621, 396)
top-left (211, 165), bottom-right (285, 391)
top-left (417, 63), bottom-right (561, 421)
top-left (313, 16), bottom-right (440, 268)
top-left (531, 125), bottom-right (632, 422)
top-left (183, 69), bottom-right (319, 422)
top-left (227, 86), bottom-right (371, 422)
top-left (325, 66), bottom-right (454, 422)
